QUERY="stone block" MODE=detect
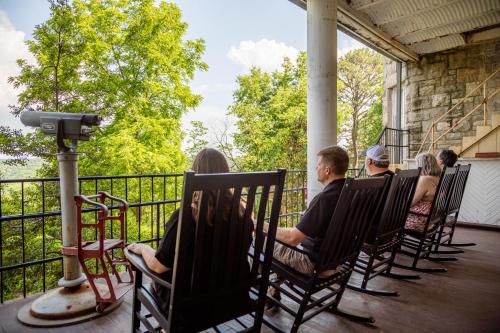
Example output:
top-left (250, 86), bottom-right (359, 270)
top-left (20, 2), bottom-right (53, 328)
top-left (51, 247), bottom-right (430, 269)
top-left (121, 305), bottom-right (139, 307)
top-left (432, 94), bottom-right (451, 107)
top-left (449, 51), bottom-right (466, 69)
top-left (466, 82), bottom-right (482, 96)
top-left (437, 121), bottom-right (450, 131)
top-left (412, 96), bottom-right (432, 110)
top-left (407, 112), bottom-right (424, 122)
top-left (453, 118), bottom-right (472, 131)
top-left (448, 69), bottom-right (457, 75)
top-left (467, 45), bottom-right (482, 56)
top-left (436, 85), bottom-right (459, 94)
top-left (445, 132), bottom-right (462, 140)
top-left (457, 68), bottom-right (479, 82)
top-left (419, 85), bottom-right (435, 96)
top-left (429, 62), bottom-right (447, 79)
top-left (410, 74), bottom-right (427, 82)
top-left (424, 107), bottom-right (448, 119)
top-left (467, 56), bottom-right (483, 68)
top-left (408, 83), bottom-right (419, 98)
top-left (451, 90), bottom-right (466, 99)
top-left (451, 97), bottom-right (472, 105)
top-left (421, 120), bottom-right (432, 132)
top-left (441, 75), bottom-right (456, 86)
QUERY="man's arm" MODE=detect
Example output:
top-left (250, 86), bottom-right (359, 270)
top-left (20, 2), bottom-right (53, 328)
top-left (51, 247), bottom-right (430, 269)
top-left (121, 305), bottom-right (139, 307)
top-left (263, 223), bottom-right (307, 247)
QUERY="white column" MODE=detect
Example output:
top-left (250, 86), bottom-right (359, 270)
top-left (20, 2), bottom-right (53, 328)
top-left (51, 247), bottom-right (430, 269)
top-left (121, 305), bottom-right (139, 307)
top-left (307, 0), bottom-right (337, 202)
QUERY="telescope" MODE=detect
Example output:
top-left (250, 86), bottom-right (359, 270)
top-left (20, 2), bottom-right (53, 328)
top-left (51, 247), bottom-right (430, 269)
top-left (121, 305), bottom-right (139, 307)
top-left (20, 111), bottom-right (101, 152)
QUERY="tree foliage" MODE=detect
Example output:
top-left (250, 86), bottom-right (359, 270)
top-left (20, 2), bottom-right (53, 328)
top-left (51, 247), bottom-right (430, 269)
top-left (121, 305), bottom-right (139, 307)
top-left (337, 48), bottom-right (383, 167)
top-left (185, 120), bottom-right (209, 165)
top-left (227, 50), bottom-right (383, 171)
top-left (3, 0), bottom-right (207, 176)
top-left (228, 53), bottom-right (307, 171)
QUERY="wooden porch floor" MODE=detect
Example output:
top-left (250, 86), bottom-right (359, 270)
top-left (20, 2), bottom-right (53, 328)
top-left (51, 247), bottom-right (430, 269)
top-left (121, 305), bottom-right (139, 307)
top-left (1, 226), bottom-right (500, 333)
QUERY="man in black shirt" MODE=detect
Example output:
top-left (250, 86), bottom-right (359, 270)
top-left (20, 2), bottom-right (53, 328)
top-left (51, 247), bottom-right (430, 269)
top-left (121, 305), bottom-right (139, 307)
top-left (364, 144), bottom-right (394, 177)
top-left (264, 146), bottom-right (349, 276)
top-left (264, 146), bottom-right (348, 311)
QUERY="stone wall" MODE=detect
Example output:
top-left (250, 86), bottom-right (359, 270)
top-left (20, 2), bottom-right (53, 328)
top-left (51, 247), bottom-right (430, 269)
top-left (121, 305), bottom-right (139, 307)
top-left (383, 39), bottom-right (500, 157)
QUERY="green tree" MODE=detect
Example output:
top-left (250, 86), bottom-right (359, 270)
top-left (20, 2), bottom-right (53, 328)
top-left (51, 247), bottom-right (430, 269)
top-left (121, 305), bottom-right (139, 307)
top-left (337, 48), bottom-right (383, 168)
top-left (3, 0), bottom-right (207, 176)
top-left (185, 120), bottom-right (209, 164)
top-left (228, 53), bottom-right (307, 171)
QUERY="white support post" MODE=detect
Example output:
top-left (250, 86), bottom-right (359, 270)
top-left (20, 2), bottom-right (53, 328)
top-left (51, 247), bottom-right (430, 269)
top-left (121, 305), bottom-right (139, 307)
top-left (307, 0), bottom-right (337, 202)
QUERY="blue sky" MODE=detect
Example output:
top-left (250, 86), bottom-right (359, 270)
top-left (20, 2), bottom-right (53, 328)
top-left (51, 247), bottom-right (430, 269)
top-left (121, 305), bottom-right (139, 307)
top-left (0, 0), bottom-right (364, 144)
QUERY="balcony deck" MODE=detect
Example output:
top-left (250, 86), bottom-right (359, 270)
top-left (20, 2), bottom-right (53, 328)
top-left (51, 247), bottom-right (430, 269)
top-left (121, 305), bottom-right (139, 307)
top-left (1, 226), bottom-right (499, 333)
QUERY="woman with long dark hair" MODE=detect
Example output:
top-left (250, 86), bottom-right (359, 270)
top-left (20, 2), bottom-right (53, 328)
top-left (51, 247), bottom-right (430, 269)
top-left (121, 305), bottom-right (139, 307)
top-left (127, 148), bottom-right (249, 313)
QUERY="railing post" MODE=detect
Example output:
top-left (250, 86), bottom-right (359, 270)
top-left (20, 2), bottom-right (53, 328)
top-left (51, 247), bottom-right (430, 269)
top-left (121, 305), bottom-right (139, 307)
top-left (431, 123), bottom-right (435, 154)
top-left (483, 82), bottom-right (487, 126)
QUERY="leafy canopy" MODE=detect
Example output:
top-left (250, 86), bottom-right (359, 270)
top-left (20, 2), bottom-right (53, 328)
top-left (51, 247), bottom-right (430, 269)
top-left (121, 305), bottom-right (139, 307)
top-left (3, 0), bottom-right (207, 176)
top-left (226, 49), bottom-right (383, 171)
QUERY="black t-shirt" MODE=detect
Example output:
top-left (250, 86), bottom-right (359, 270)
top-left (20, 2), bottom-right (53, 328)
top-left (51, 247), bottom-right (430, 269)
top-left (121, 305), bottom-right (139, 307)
top-left (152, 206), bottom-right (254, 315)
top-left (153, 208), bottom-right (183, 313)
top-left (372, 170), bottom-right (394, 177)
top-left (296, 178), bottom-right (345, 261)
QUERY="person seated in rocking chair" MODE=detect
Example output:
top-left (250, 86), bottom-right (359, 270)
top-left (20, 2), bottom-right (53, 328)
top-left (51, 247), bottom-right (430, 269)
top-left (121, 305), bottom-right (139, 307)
top-left (404, 153), bottom-right (441, 234)
top-left (127, 148), bottom-right (252, 314)
top-left (436, 149), bottom-right (458, 170)
top-left (365, 144), bottom-right (394, 177)
top-left (264, 146), bottom-right (348, 310)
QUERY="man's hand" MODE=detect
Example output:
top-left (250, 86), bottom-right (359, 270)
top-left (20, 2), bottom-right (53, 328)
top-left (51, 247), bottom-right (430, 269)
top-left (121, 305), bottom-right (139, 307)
top-left (276, 227), bottom-right (307, 247)
top-left (127, 243), bottom-right (143, 255)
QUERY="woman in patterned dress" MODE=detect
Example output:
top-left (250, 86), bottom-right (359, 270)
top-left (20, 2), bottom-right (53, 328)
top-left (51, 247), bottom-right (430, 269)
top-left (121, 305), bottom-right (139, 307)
top-left (404, 153), bottom-right (442, 233)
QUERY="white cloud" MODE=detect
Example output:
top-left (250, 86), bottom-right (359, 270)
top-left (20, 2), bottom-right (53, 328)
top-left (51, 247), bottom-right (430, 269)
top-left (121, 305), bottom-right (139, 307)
top-left (0, 11), bottom-right (35, 130)
top-left (227, 38), bottom-right (299, 73)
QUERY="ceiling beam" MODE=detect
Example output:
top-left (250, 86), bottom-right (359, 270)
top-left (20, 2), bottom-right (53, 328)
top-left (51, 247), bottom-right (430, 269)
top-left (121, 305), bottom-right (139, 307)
top-left (336, 1), bottom-right (418, 61)
top-left (466, 26), bottom-right (500, 44)
top-left (349, 0), bottom-right (391, 11)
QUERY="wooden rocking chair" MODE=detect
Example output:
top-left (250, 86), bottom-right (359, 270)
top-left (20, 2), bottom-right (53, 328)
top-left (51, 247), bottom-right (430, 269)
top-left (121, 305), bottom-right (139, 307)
top-left (432, 164), bottom-right (473, 254)
top-left (347, 168), bottom-right (421, 297)
top-left (125, 169), bottom-right (286, 333)
top-left (395, 166), bottom-right (457, 273)
top-left (264, 176), bottom-right (390, 333)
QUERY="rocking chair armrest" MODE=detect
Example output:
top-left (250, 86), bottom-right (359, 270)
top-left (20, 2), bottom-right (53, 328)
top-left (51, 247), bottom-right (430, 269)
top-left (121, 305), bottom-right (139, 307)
top-left (275, 239), bottom-right (309, 255)
top-left (124, 248), bottom-right (172, 289)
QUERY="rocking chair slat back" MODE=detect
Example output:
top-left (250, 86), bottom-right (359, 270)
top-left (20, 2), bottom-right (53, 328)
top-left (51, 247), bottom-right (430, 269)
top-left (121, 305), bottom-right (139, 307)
top-left (376, 169), bottom-right (421, 244)
top-left (316, 176), bottom-right (390, 273)
top-left (446, 164), bottom-right (471, 215)
top-left (427, 167), bottom-right (457, 229)
top-left (166, 170), bottom-right (286, 332)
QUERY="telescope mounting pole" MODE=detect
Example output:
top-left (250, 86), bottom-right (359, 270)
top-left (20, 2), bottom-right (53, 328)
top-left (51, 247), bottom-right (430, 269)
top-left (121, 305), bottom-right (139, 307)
top-left (56, 120), bottom-right (86, 287)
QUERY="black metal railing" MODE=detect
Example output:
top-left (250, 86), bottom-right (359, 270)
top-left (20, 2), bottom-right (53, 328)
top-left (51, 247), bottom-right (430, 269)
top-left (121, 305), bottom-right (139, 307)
top-left (357, 127), bottom-right (410, 177)
top-left (0, 170), bottom-right (307, 303)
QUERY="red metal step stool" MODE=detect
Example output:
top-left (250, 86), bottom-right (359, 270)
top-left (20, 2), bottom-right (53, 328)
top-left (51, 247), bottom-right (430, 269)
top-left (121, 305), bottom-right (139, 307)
top-left (74, 191), bottom-right (134, 312)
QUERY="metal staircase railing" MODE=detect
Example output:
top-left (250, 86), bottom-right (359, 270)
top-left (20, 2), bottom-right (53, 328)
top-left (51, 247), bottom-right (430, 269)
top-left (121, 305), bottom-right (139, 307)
top-left (417, 68), bottom-right (500, 156)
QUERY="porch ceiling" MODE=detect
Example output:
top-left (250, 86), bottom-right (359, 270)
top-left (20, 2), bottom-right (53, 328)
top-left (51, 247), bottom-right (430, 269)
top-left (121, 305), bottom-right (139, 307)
top-left (289, 0), bottom-right (500, 62)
